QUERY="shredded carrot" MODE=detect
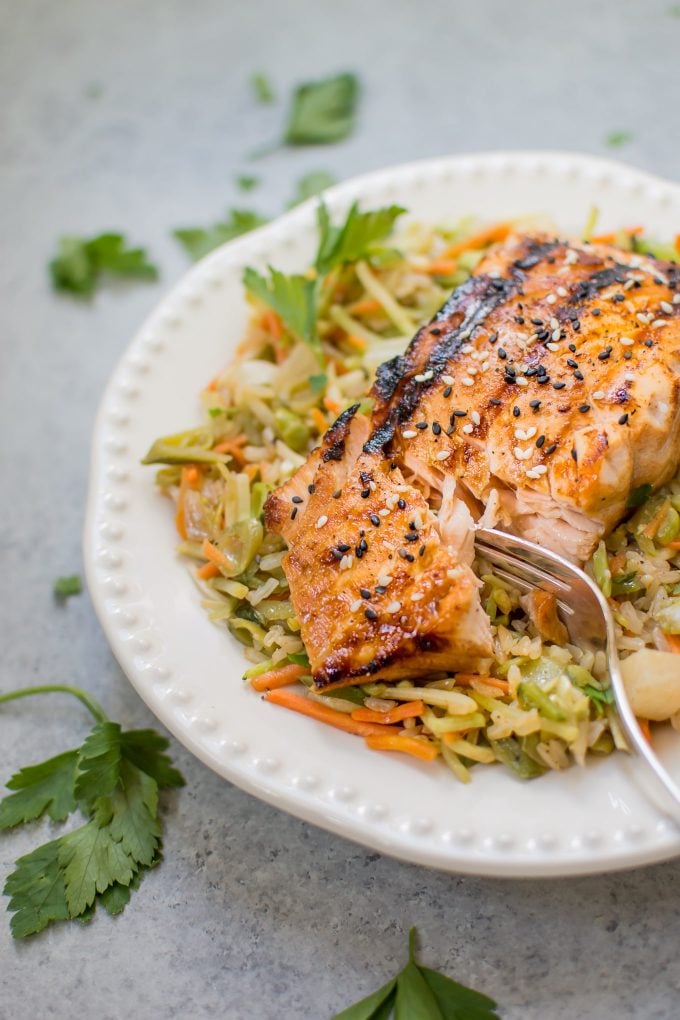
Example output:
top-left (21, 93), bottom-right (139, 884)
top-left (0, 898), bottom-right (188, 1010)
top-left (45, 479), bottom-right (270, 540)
top-left (637, 718), bottom-right (652, 745)
top-left (244, 463), bottom-right (260, 481)
top-left (175, 465), bottom-right (201, 538)
top-left (264, 689), bottom-right (401, 737)
top-left (205, 377), bottom-right (218, 392)
top-left (666, 540), bottom-right (680, 551)
top-left (590, 233), bottom-right (616, 245)
top-left (423, 258), bottom-right (458, 277)
top-left (311, 407), bottom-right (328, 434)
top-left (213, 434), bottom-right (248, 466)
top-left (346, 333), bottom-right (367, 352)
top-left (665, 634), bottom-right (680, 654)
top-left (442, 731), bottom-right (471, 745)
top-left (329, 357), bottom-right (348, 376)
top-left (625, 225), bottom-right (643, 237)
top-left (196, 561), bottom-right (220, 580)
top-left (453, 673), bottom-right (510, 694)
top-left (365, 733), bottom-right (438, 762)
top-left (349, 297), bottom-right (382, 316)
top-left (444, 222), bottom-right (511, 259)
top-left (201, 538), bottom-right (229, 571)
top-left (323, 396), bottom-right (342, 415)
top-left (262, 308), bottom-right (283, 341)
top-left (675, 234), bottom-right (680, 256)
top-left (642, 498), bottom-right (672, 540)
top-left (351, 700), bottom-right (425, 725)
top-left (251, 663), bottom-right (306, 692)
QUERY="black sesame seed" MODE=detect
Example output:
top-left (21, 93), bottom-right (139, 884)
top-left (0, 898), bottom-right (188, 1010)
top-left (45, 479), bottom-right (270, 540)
top-left (537, 375), bottom-right (550, 385)
top-left (592, 308), bottom-right (601, 317)
top-left (290, 507), bottom-right (298, 520)
top-left (292, 495), bottom-right (304, 504)
top-left (364, 608), bottom-right (378, 621)
top-left (446, 426), bottom-right (455, 435)
top-left (553, 381), bottom-right (566, 390)
top-left (531, 317), bottom-right (544, 326)
top-left (529, 398), bottom-right (541, 409)
top-left (416, 421), bottom-right (428, 430)
top-left (337, 543), bottom-right (351, 553)
top-left (333, 489), bottom-right (342, 499)
top-left (360, 588), bottom-right (371, 599)
top-left (331, 549), bottom-right (344, 560)
top-left (355, 547), bottom-right (363, 559)
top-left (307, 484), bottom-right (315, 494)
top-left (409, 521), bottom-right (417, 531)
top-left (567, 358), bottom-right (578, 369)
top-left (432, 421), bottom-right (442, 435)
top-left (419, 544), bottom-right (426, 556)
top-left (545, 443), bottom-right (557, 455)
top-left (443, 386), bottom-right (452, 398)
top-left (512, 406), bottom-right (520, 418)
top-left (375, 585), bottom-right (387, 595)
top-left (397, 498), bottom-right (406, 510)
top-left (359, 538), bottom-right (368, 551)
top-left (369, 514), bottom-right (380, 527)
top-left (573, 320), bottom-right (581, 331)
top-left (490, 398), bottom-right (502, 406)
top-left (405, 533), bottom-right (419, 542)
top-left (579, 404), bottom-right (590, 413)
top-left (623, 351), bottom-right (633, 360)
top-left (514, 316), bottom-right (525, 325)
top-left (571, 448), bottom-right (578, 462)
top-left (453, 409), bottom-right (467, 417)
top-left (568, 343), bottom-right (577, 353)
top-left (597, 350), bottom-right (611, 361)
top-left (537, 330), bottom-right (550, 341)
top-left (405, 552), bottom-right (415, 563)
top-left (618, 413), bottom-right (629, 425)
top-left (488, 332), bottom-right (498, 344)
top-left (431, 327), bottom-right (442, 336)
top-left (498, 348), bottom-right (507, 360)
top-left (504, 374), bottom-right (517, 385)
top-left (573, 370), bottom-right (584, 380)
top-left (645, 339), bottom-right (653, 348)
top-left (361, 488), bottom-right (370, 498)
top-left (612, 293), bottom-right (625, 303)
top-left (536, 435), bottom-right (545, 448)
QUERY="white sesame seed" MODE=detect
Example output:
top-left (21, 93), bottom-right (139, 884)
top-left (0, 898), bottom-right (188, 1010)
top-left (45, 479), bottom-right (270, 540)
top-left (315, 515), bottom-right (328, 529)
top-left (386, 494), bottom-right (397, 509)
top-left (525, 426), bottom-right (537, 439)
top-left (413, 512), bottom-right (423, 529)
top-left (565, 249), bottom-right (578, 265)
top-left (636, 312), bottom-right (652, 325)
top-left (350, 599), bottom-right (362, 612)
top-left (652, 319), bottom-right (669, 328)
top-left (471, 411), bottom-right (481, 425)
top-left (619, 336), bottom-right (634, 346)
top-left (533, 464), bottom-right (548, 476)
top-left (369, 480), bottom-right (377, 491)
top-left (546, 342), bottom-right (559, 352)
top-left (623, 279), bottom-right (635, 291)
top-left (481, 361), bottom-right (490, 371)
top-left (515, 428), bottom-right (526, 440)
top-left (546, 294), bottom-right (557, 305)
top-left (461, 344), bottom-right (474, 354)
top-left (525, 468), bottom-right (539, 479)
top-left (410, 592), bottom-right (424, 602)
top-left (435, 449), bottom-right (450, 460)
top-left (461, 377), bottom-right (474, 387)
top-left (674, 294), bottom-right (680, 305)
top-left (402, 429), bottom-right (417, 439)
top-left (459, 330), bottom-right (471, 341)
top-left (414, 370), bottom-right (434, 382)
top-left (557, 286), bottom-right (568, 298)
top-left (553, 329), bottom-right (562, 342)
top-left (442, 374), bottom-right (454, 385)
top-left (339, 554), bottom-right (353, 570)
top-left (659, 401), bottom-right (669, 413)
top-left (514, 447), bottom-right (532, 461)
top-left (515, 376), bottom-right (529, 387)
top-left (378, 574), bottom-right (393, 587)
top-left (660, 301), bottom-right (674, 314)
top-left (387, 600), bottom-right (401, 614)
top-left (400, 615), bottom-right (408, 625)
top-left (462, 423), bottom-right (474, 435)
top-left (446, 568), bottom-right (460, 580)
top-left (624, 372), bottom-right (635, 383)
top-left (378, 508), bottom-right (390, 516)
top-left (467, 366), bottom-right (478, 375)
top-left (592, 390), bottom-right (605, 400)
top-left (629, 255), bottom-right (643, 268)
top-left (550, 317), bottom-right (559, 330)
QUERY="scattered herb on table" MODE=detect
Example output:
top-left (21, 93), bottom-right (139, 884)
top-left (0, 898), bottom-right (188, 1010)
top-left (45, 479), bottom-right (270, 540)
top-left (334, 927), bottom-right (500, 1019)
top-left (237, 174), bottom-right (259, 192)
top-left (288, 170), bottom-right (336, 207)
top-left (285, 72), bottom-right (359, 145)
top-left (50, 233), bottom-right (159, 298)
top-left (669, 4), bottom-right (680, 16)
top-left (605, 130), bottom-right (633, 148)
top-left (0, 684), bottom-right (184, 938)
top-left (173, 208), bottom-right (268, 261)
top-left (251, 72), bottom-right (275, 104)
top-left (53, 575), bottom-right (82, 601)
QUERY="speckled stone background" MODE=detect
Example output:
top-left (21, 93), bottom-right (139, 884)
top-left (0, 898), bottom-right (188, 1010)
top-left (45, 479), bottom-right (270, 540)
top-left (2, 1), bottom-right (680, 1017)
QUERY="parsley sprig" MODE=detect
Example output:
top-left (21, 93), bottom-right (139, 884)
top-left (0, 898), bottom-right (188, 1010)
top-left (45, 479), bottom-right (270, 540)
top-left (50, 233), bottom-right (159, 297)
top-left (0, 684), bottom-right (184, 939)
top-left (334, 927), bottom-right (500, 1019)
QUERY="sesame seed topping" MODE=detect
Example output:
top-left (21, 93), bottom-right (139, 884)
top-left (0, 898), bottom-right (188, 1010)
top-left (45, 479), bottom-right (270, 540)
top-left (556, 286), bottom-right (568, 297)
top-left (578, 404), bottom-right (590, 413)
top-left (546, 293), bottom-right (557, 304)
top-left (361, 488), bottom-right (370, 498)
top-left (471, 411), bottom-right (481, 425)
top-left (453, 409), bottom-right (467, 417)
top-left (462, 423), bottom-right (474, 435)
top-left (618, 413), bottom-right (629, 425)
top-left (414, 370), bottom-right (434, 382)
top-left (553, 381), bottom-right (566, 390)
top-left (307, 484), bottom-right (315, 494)
top-left (397, 498), bottom-right (406, 510)
top-left (442, 374), bottom-right (454, 385)
top-left (377, 574), bottom-right (392, 587)
top-left (364, 607), bottom-right (378, 621)
top-left (402, 429), bottom-right (417, 439)
top-left (370, 514), bottom-right (380, 527)
top-left (339, 555), bottom-right (353, 571)
top-left (387, 600), bottom-right (401, 614)
top-left (462, 377), bottom-right (474, 387)
top-left (315, 515), bottom-right (328, 529)
top-left (498, 348), bottom-right (507, 359)
top-left (592, 390), bottom-right (605, 400)
top-left (378, 508), bottom-right (390, 517)
top-left (571, 448), bottom-right (578, 462)
top-left (551, 328), bottom-right (561, 342)
top-left (546, 343), bottom-right (559, 352)
top-left (530, 399), bottom-right (541, 409)
top-left (291, 495), bottom-right (303, 504)
top-left (435, 449), bottom-right (450, 460)
top-left (350, 599), bottom-right (362, 612)
top-left (549, 317), bottom-right (559, 330)
top-left (660, 301), bottom-right (674, 314)
top-left (673, 293), bottom-right (680, 305)
top-left (624, 372), bottom-right (635, 383)
top-left (536, 434), bottom-right (545, 447)
top-left (443, 386), bottom-right (452, 398)
top-left (573, 370), bottom-right (584, 381)
top-left (619, 336), bottom-right (634, 346)
top-left (290, 507), bottom-right (298, 520)
top-left (416, 421), bottom-right (428, 430)
top-left (410, 592), bottom-right (424, 602)
top-left (516, 376), bottom-right (529, 386)
top-left (652, 319), bottom-right (669, 328)
top-left (545, 443), bottom-right (557, 455)
top-left (525, 426), bottom-right (537, 439)
top-left (432, 421), bottom-right (442, 435)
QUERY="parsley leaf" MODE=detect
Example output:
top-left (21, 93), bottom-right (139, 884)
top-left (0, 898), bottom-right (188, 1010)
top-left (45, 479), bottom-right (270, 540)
top-left (0, 751), bottom-right (78, 829)
top-left (626, 483), bottom-right (653, 508)
top-left (288, 171), bottom-right (336, 208)
top-left (53, 575), bottom-right (82, 600)
top-left (333, 928), bottom-right (500, 1019)
top-left (315, 201), bottom-right (406, 275)
top-left (606, 130), bottom-right (633, 148)
top-left (243, 266), bottom-right (319, 351)
top-left (251, 71), bottom-right (275, 104)
top-left (285, 72), bottom-right (359, 145)
top-left (308, 373), bottom-right (328, 394)
top-left (0, 683), bottom-right (185, 938)
top-left (50, 233), bottom-right (158, 297)
top-left (174, 209), bottom-right (267, 261)
top-left (237, 174), bottom-right (259, 191)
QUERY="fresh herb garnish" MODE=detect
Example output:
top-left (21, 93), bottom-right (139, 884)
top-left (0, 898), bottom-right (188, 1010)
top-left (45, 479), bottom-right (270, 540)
top-left (308, 372), bottom-right (328, 393)
top-left (53, 575), bottom-right (82, 600)
top-left (237, 174), bottom-right (259, 192)
top-left (243, 267), bottom-right (318, 352)
top-left (0, 684), bottom-right (184, 939)
top-left (315, 201), bottom-right (406, 275)
top-left (668, 3), bottom-right (680, 16)
top-left (334, 927), bottom-right (500, 1019)
top-left (50, 233), bottom-right (159, 297)
top-left (288, 170), bottom-right (336, 207)
top-left (251, 72), bottom-right (275, 104)
top-left (173, 209), bottom-right (268, 261)
top-left (583, 685), bottom-right (615, 707)
top-left (285, 72), bottom-right (359, 145)
top-left (605, 130), bottom-right (633, 148)
top-left (626, 483), bottom-right (653, 509)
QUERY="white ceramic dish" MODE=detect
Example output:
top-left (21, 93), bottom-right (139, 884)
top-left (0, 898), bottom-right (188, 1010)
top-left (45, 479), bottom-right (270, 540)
top-left (84, 151), bottom-right (680, 877)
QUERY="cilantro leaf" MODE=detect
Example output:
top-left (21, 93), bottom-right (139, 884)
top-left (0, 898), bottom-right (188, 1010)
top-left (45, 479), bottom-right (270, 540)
top-left (251, 71), bottom-right (275, 103)
top-left (288, 171), bottom-right (336, 208)
top-left (3, 839), bottom-right (70, 939)
top-left (0, 750), bottom-right (78, 829)
top-left (315, 201), bottom-right (406, 275)
top-left (59, 818), bottom-right (136, 917)
top-left (53, 574), bottom-right (82, 600)
top-left (285, 72), bottom-right (359, 145)
top-left (243, 266), bottom-right (319, 351)
top-left (606, 130), bottom-right (633, 148)
top-left (626, 483), bottom-right (653, 508)
top-left (173, 209), bottom-right (267, 261)
top-left (50, 233), bottom-right (158, 297)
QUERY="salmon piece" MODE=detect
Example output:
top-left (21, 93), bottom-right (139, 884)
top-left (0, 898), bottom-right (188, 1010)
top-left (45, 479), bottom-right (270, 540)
top-left (264, 406), bottom-right (492, 690)
top-left (371, 233), bottom-right (680, 561)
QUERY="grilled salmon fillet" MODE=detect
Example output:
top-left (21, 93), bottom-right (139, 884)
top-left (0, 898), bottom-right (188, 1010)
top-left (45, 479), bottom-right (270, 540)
top-left (371, 233), bottom-right (680, 561)
top-left (264, 406), bottom-right (493, 689)
top-left (266, 230), bottom-right (680, 688)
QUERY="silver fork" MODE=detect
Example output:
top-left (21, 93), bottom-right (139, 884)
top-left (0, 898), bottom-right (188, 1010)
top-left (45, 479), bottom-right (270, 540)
top-left (475, 526), bottom-right (680, 823)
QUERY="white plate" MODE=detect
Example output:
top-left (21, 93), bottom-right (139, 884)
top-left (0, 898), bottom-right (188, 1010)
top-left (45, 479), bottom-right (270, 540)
top-left (84, 151), bottom-right (680, 877)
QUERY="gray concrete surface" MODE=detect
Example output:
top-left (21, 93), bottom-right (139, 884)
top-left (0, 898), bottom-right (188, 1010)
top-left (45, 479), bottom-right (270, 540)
top-left (1, 1), bottom-right (680, 1017)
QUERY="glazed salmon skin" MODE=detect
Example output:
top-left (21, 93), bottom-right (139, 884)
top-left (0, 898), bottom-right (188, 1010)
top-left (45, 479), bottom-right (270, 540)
top-left (265, 231), bottom-right (680, 688)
